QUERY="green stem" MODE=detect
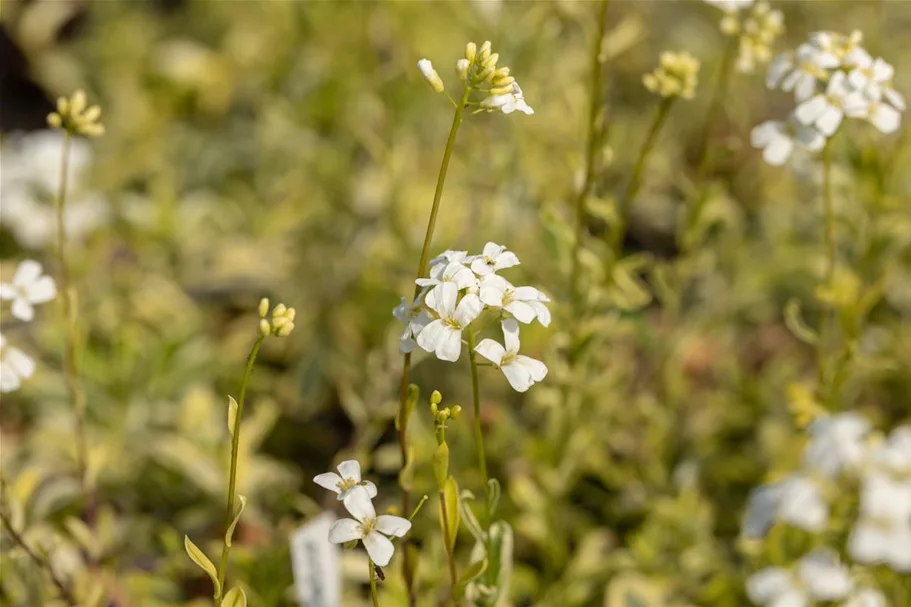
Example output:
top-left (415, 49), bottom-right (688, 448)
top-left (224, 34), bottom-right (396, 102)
top-left (369, 558), bottom-right (381, 607)
top-left (53, 131), bottom-right (92, 524)
top-left (694, 36), bottom-right (738, 184)
top-left (816, 140), bottom-right (836, 407)
top-left (569, 0), bottom-right (611, 315)
top-left (398, 86), bottom-right (472, 606)
top-left (466, 331), bottom-right (488, 494)
top-left (215, 334), bottom-right (265, 602)
top-left (439, 490), bottom-right (459, 600)
top-left (608, 96), bottom-right (675, 266)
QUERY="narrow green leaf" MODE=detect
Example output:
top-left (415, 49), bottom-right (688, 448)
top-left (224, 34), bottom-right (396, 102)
top-left (442, 476), bottom-right (460, 552)
top-left (225, 494), bottom-right (248, 548)
top-left (396, 383), bottom-right (420, 432)
top-left (64, 516), bottom-right (99, 559)
top-left (783, 298), bottom-right (818, 345)
top-left (227, 396), bottom-right (239, 437)
top-left (486, 521), bottom-right (514, 606)
top-left (184, 535), bottom-right (221, 599)
top-left (486, 478), bottom-right (501, 517)
top-left (454, 558), bottom-right (488, 601)
top-left (459, 490), bottom-right (486, 545)
top-left (221, 587), bottom-right (247, 607)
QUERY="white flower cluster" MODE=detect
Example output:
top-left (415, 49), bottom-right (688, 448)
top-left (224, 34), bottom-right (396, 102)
top-left (703, 1), bottom-right (785, 75)
top-left (0, 260), bottom-right (57, 393)
top-left (394, 243), bottom-right (550, 392)
top-left (752, 30), bottom-right (906, 165)
top-left (313, 460), bottom-right (411, 567)
top-left (743, 413), bottom-right (911, 606)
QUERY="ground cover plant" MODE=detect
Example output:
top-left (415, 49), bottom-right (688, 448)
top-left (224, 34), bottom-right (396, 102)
top-left (1, 1), bottom-right (910, 606)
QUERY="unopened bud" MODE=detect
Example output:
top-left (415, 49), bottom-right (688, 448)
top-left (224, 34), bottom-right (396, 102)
top-left (491, 75), bottom-right (515, 88)
top-left (478, 41), bottom-right (492, 63)
top-left (273, 303), bottom-right (287, 317)
top-left (476, 65), bottom-right (495, 83)
top-left (276, 321), bottom-right (295, 337)
top-left (259, 319), bottom-right (271, 338)
top-left (417, 58), bottom-right (445, 93)
top-left (432, 442), bottom-right (450, 488)
top-left (456, 58), bottom-right (470, 82)
top-left (258, 297), bottom-right (270, 318)
top-left (430, 402), bottom-right (438, 415)
top-left (483, 53), bottom-right (499, 69)
top-left (430, 390), bottom-right (443, 406)
top-left (451, 405), bottom-right (462, 420)
top-left (487, 85), bottom-right (513, 96)
top-left (47, 113), bottom-right (62, 128)
top-left (465, 42), bottom-right (477, 64)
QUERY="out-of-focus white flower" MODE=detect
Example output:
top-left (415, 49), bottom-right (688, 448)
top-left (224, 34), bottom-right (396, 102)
top-left (848, 518), bottom-right (911, 572)
top-left (846, 49), bottom-right (904, 108)
top-left (751, 117), bottom-right (825, 165)
top-left (327, 485), bottom-right (411, 567)
top-left (703, 0), bottom-right (754, 10)
top-left (417, 58), bottom-right (445, 93)
top-left (474, 319), bottom-right (547, 393)
top-left (873, 426), bottom-right (911, 475)
top-left (768, 44), bottom-right (839, 102)
top-left (742, 474), bottom-right (827, 538)
top-left (417, 261), bottom-right (478, 309)
top-left (809, 30), bottom-right (864, 66)
top-left (430, 249), bottom-right (473, 268)
top-left (0, 260), bottom-right (57, 322)
top-left (0, 333), bottom-right (36, 394)
top-left (393, 295), bottom-right (431, 353)
top-left (746, 550), bottom-right (853, 606)
top-left (416, 284), bottom-right (483, 362)
top-left (470, 242), bottom-right (520, 276)
top-left (794, 71), bottom-right (867, 136)
top-left (313, 459), bottom-right (379, 501)
top-left (480, 82), bottom-right (534, 115)
top-left (479, 274), bottom-right (549, 325)
top-left (843, 588), bottom-right (887, 607)
top-left (803, 412), bottom-right (871, 478)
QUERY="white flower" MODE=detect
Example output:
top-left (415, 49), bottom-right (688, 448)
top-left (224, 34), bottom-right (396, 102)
top-left (794, 70), bottom-right (867, 136)
top-left (843, 588), bottom-right (887, 607)
top-left (0, 333), bottom-right (36, 394)
top-left (480, 83), bottom-right (534, 115)
top-left (768, 43), bottom-right (839, 102)
top-left (417, 261), bottom-right (478, 309)
top-left (703, 0), bottom-right (754, 10)
top-left (393, 296), bottom-right (431, 353)
top-left (313, 459), bottom-right (379, 501)
top-left (430, 249), bottom-right (473, 267)
top-left (873, 426), bottom-right (911, 475)
top-left (417, 58), bottom-right (444, 93)
top-left (479, 274), bottom-right (548, 325)
top-left (416, 284), bottom-right (482, 362)
top-left (742, 474), bottom-right (827, 538)
top-left (0, 260), bottom-right (57, 321)
top-left (846, 49), bottom-right (904, 108)
top-left (858, 473), bottom-right (911, 523)
top-left (328, 485), bottom-right (411, 567)
top-left (747, 550), bottom-right (853, 606)
top-left (470, 242), bottom-right (520, 276)
top-left (802, 412), bottom-right (871, 478)
top-left (848, 518), bottom-right (911, 572)
top-left (751, 117), bottom-right (825, 166)
top-left (474, 318), bottom-right (547, 392)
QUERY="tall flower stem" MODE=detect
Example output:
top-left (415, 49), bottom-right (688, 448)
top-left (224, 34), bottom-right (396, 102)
top-left (215, 334), bottom-right (265, 602)
top-left (368, 558), bottom-right (381, 607)
top-left (694, 36), bottom-right (738, 185)
top-left (397, 86), bottom-right (472, 605)
top-left (816, 140), bottom-right (836, 405)
top-left (53, 132), bottom-right (92, 526)
top-left (439, 489), bottom-right (459, 599)
top-left (608, 96), bottom-right (675, 265)
top-left (569, 0), bottom-right (611, 316)
top-left (465, 330), bottom-right (488, 492)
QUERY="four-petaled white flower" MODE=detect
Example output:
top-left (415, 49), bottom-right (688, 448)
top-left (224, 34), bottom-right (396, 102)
top-left (846, 48), bottom-right (905, 109)
top-left (802, 412), bottom-right (871, 478)
top-left (751, 117), bottom-right (825, 166)
top-left (767, 44), bottom-right (839, 102)
top-left (742, 474), bottom-right (828, 538)
top-left (481, 83), bottom-right (534, 116)
top-left (418, 261), bottom-right (478, 309)
top-left (0, 333), bottom-right (36, 394)
top-left (470, 242), bottom-right (520, 276)
top-left (474, 319), bottom-right (547, 392)
top-left (479, 274), bottom-right (548, 325)
top-left (393, 295), bottom-right (431, 353)
top-left (0, 259), bottom-right (57, 322)
top-left (328, 485), bottom-right (411, 567)
top-left (313, 459), bottom-right (379, 501)
top-left (430, 249), bottom-right (473, 268)
top-left (416, 284), bottom-right (483, 362)
top-left (746, 550), bottom-right (853, 607)
top-left (794, 70), bottom-right (866, 136)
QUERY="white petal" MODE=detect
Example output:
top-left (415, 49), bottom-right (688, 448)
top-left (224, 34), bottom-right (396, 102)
top-left (794, 126), bottom-right (825, 151)
top-left (313, 472), bottom-right (343, 494)
top-left (827, 71), bottom-right (849, 96)
top-left (363, 530), bottom-right (395, 567)
top-left (848, 69), bottom-right (869, 91)
top-left (797, 550), bottom-right (853, 600)
top-left (474, 339), bottom-right (506, 365)
top-left (505, 300), bottom-right (536, 324)
top-left (4, 347), bottom-right (35, 379)
top-left (845, 589), bottom-right (887, 607)
top-left (12, 259), bottom-right (42, 287)
top-left (742, 483), bottom-right (784, 538)
top-left (501, 318), bottom-right (521, 353)
top-left (0, 365), bottom-right (21, 393)
top-left (328, 518), bottom-right (363, 543)
top-left (501, 361), bottom-right (533, 392)
top-left (513, 286), bottom-right (538, 302)
top-left (746, 568), bottom-right (793, 602)
top-left (848, 520), bottom-right (891, 564)
top-left (793, 75), bottom-right (818, 103)
top-left (337, 460), bottom-right (362, 483)
top-left (884, 87), bottom-right (906, 111)
top-left (479, 283), bottom-right (506, 307)
top-left (362, 480), bottom-right (379, 499)
top-left (453, 293), bottom-right (483, 327)
top-left (771, 589), bottom-right (810, 607)
top-left (779, 475), bottom-right (828, 532)
top-left (482, 242), bottom-right (503, 258)
top-left (767, 52), bottom-right (793, 89)
top-left (375, 515), bottom-right (412, 538)
top-left (415, 277), bottom-right (438, 287)
top-left (435, 327), bottom-right (462, 362)
top-left (763, 136), bottom-right (794, 166)
top-left (0, 284), bottom-right (16, 300)
top-left (815, 106), bottom-right (843, 136)
top-left (342, 486), bottom-right (376, 523)
top-left (494, 251), bottom-right (520, 271)
top-left (887, 525), bottom-right (911, 571)
top-left (11, 298), bottom-right (34, 322)
top-left (515, 355), bottom-right (548, 382)
top-left (450, 265), bottom-right (477, 290)
top-left (869, 103), bottom-right (901, 134)
top-left (530, 301), bottom-right (551, 327)
top-left (751, 121), bottom-right (783, 147)
top-left (794, 96), bottom-right (828, 125)
top-left (416, 319), bottom-right (448, 354)
top-left (432, 282), bottom-right (458, 318)
top-left (871, 58), bottom-right (894, 83)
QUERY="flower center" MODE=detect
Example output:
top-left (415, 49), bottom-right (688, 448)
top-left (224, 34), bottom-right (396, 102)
top-left (336, 476), bottom-right (358, 492)
top-left (502, 289), bottom-right (515, 306)
top-left (501, 352), bottom-right (517, 366)
top-left (444, 317), bottom-right (461, 329)
top-left (360, 516), bottom-right (377, 534)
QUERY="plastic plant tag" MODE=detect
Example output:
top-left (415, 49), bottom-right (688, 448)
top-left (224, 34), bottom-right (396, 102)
top-left (290, 512), bottom-right (340, 607)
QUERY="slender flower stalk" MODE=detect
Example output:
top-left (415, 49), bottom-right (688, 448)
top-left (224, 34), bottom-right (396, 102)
top-left (215, 334), bottom-right (264, 602)
top-left (695, 36), bottom-right (739, 184)
top-left (466, 330), bottom-right (488, 493)
top-left (816, 140), bottom-right (836, 407)
top-left (397, 86), bottom-right (472, 604)
top-left (369, 558), bottom-right (381, 607)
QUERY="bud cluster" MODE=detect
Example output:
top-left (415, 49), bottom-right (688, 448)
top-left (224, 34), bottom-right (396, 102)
top-left (642, 51), bottom-right (701, 100)
top-left (47, 90), bottom-right (105, 138)
top-left (257, 297), bottom-right (296, 338)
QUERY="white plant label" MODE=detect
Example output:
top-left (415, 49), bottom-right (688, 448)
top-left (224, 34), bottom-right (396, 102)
top-left (290, 512), bottom-right (339, 607)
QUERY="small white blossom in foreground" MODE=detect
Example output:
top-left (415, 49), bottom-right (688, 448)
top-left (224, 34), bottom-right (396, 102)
top-left (802, 412), bottom-right (871, 478)
top-left (0, 260), bottom-right (57, 322)
top-left (746, 550), bottom-right (853, 606)
top-left (417, 58), bottom-right (445, 93)
top-left (768, 43), bottom-right (838, 102)
top-left (479, 274), bottom-right (547, 325)
top-left (474, 319), bottom-right (547, 393)
top-left (418, 261), bottom-right (478, 309)
top-left (742, 474), bottom-right (827, 538)
top-left (794, 71), bottom-right (866, 136)
top-left (393, 296), bottom-right (431, 353)
top-left (328, 485), bottom-right (411, 567)
top-left (313, 459), bottom-right (378, 501)
top-left (480, 82), bottom-right (534, 115)
top-left (417, 285), bottom-right (482, 362)
top-left (470, 242), bottom-right (520, 276)
top-left (703, 0), bottom-right (753, 10)
top-left (0, 333), bottom-right (36, 394)
top-left (750, 117), bottom-right (824, 166)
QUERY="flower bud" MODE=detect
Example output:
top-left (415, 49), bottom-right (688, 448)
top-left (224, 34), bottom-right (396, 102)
top-left (476, 65), bottom-right (495, 83)
top-left (417, 58), bottom-right (445, 93)
top-left (47, 113), bottom-right (62, 128)
top-left (259, 319), bottom-right (271, 338)
top-left (273, 303), bottom-right (287, 317)
top-left (465, 42), bottom-right (477, 64)
top-left (483, 52), bottom-right (499, 69)
top-left (491, 75), bottom-right (515, 88)
top-left (478, 41), bottom-right (492, 63)
top-left (276, 321), bottom-right (295, 337)
top-left (430, 390), bottom-right (443, 406)
top-left (258, 297), bottom-right (270, 318)
top-left (456, 58), bottom-right (470, 83)
top-left (451, 405), bottom-right (462, 420)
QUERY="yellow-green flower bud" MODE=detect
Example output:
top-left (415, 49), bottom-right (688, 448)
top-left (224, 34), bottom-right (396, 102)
top-left (430, 390), bottom-right (443, 406)
top-left (476, 65), bottom-right (495, 83)
top-left (432, 442), bottom-right (450, 489)
top-left (276, 321), bottom-right (295, 337)
top-left (493, 67), bottom-right (510, 79)
top-left (492, 75), bottom-right (515, 88)
top-left (430, 401), bottom-right (438, 416)
top-left (450, 405), bottom-right (462, 420)
top-left (487, 85), bottom-right (513, 96)
top-left (258, 297), bottom-right (270, 318)
top-left (259, 319), bottom-right (271, 338)
top-left (478, 41), bottom-right (492, 63)
top-left (465, 42), bottom-right (477, 64)
top-left (48, 89), bottom-right (105, 138)
top-left (483, 52), bottom-right (499, 69)
top-left (273, 303), bottom-right (287, 317)
top-left (456, 58), bottom-right (470, 83)
top-left (47, 113), bottom-right (62, 128)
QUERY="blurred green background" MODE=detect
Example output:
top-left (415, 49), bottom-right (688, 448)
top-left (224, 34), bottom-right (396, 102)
top-left (1, 0), bottom-right (910, 605)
